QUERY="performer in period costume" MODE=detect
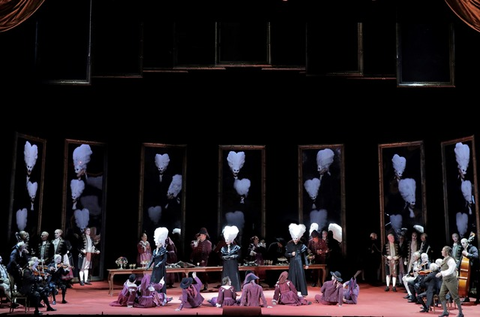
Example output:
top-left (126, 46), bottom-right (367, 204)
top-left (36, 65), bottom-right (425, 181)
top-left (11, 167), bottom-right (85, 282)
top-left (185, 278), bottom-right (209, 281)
top-left (315, 271), bottom-right (344, 306)
top-left (285, 223), bottom-right (309, 296)
top-left (110, 274), bottom-right (138, 307)
top-left (208, 276), bottom-right (238, 307)
top-left (175, 272), bottom-right (205, 311)
top-left (77, 227), bottom-right (100, 286)
top-left (272, 271), bottom-right (311, 306)
top-left (136, 232), bottom-right (152, 267)
top-left (383, 232), bottom-right (399, 292)
top-left (147, 227), bottom-right (169, 305)
top-left (220, 225), bottom-right (241, 292)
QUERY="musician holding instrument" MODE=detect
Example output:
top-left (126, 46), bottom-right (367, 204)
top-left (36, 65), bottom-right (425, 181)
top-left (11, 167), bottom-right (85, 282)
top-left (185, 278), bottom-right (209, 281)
top-left (436, 246), bottom-right (464, 317)
top-left (46, 254), bottom-right (70, 304)
top-left (460, 235), bottom-right (479, 304)
top-left (382, 233), bottom-right (399, 292)
top-left (21, 256), bottom-right (57, 316)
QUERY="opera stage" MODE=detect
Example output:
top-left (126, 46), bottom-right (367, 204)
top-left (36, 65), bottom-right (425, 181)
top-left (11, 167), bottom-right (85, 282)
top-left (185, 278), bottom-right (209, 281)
top-left (1, 278), bottom-right (477, 317)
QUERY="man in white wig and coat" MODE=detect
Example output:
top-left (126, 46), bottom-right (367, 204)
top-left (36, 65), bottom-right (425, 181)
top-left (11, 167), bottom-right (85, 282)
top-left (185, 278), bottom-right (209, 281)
top-left (285, 223), bottom-right (309, 296)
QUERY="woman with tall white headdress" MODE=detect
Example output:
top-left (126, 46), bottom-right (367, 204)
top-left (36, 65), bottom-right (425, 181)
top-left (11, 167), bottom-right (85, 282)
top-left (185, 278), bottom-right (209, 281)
top-left (147, 227), bottom-right (169, 305)
top-left (220, 225), bottom-right (241, 292)
top-left (285, 223), bottom-right (309, 297)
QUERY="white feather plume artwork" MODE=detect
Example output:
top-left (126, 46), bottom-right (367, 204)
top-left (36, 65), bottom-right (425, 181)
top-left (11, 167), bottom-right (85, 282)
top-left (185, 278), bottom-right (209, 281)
top-left (27, 181), bottom-right (38, 210)
top-left (154, 153), bottom-right (170, 182)
top-left (461, 179), bottom-right (474, 215)
top-left (24, 141), bottom-right (38, 183)
top-left (79, 195), bottom-right (102, 217)
top-left (454, 142), bottom-right (470, 179)
top-left (316, 148), bottom-right (334, 178)
top-left (392, 154), bottom-right (406, 181)
top-left (309, 222), bottom-right (319, 236)
top-left (304, 178), bottom-right (321, 209)
top-left (233, 178), bottom-right (251, 204)
top-left (225, 210), bottom-right (245, 230)
top-left (73, 144), bottom-right (93, 179)
top-left (456, 212), bottom-right (469, 237)
top-left (398, 178), bottom-right (416, 218)
top-left (227, 151), bottom-right (246, 179)
top-left (86, 175), bottom-right (103, 190)
top-left (309, 209), bottom-right (328, 233)
top-left (70, 179), bottom-right (85, 210)
top-left (413, 225), bottom-right (424, 234)
top-left (389, 214), bottom-right (403, 235)
top-left (16, 208), bottom-right (28, 231)
top-left (147, 206), bottom-right (162, 224)
top-left (328, 223), bottom-right (342, 243)
top-left (74, 208), bottom-right (90, 231)
top-left (166, 174), bottom-right (182, 206)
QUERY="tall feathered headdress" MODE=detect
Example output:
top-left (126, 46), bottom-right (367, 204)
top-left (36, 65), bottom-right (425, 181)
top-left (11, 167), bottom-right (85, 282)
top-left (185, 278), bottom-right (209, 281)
top-left (328, 223), bottom-right (342, 243)
top-left (454, 142), bottom-right (470, 178)
top-left (398, 178), bottom-right (416, 218)
top-left (154, 227), bottom-right (169, 246)
top-left (289, 223), bottom-right (306, 240)
top-left (316, 148), bottom-right (334, 176)
top-left (309, 223), bottom-right (319, 236)
top-left (392, 154), bottom-right (406, 180)
top-left (227, 151), bottom-right (246, 179)
top-left (223, 225), bottom-right (239, 244)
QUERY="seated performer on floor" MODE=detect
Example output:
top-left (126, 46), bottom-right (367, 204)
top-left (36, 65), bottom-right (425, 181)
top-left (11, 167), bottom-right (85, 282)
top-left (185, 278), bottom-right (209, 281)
top-left (134, 274), bottom-right (172, 308)
top-left (272, 271), bottom-right (311, 306)
top-left (342, 275), bottom-right (359, 304)
top-left (239, 273), bottom-right (272, 308)
top-left (208, 276), bottom-right (238, 307)
top-left (109, 274), bottom-right (138, 308)
top-left (315, 271), bottom-right (344, 306)
top-left (175, 272), bottom-right (205, 311)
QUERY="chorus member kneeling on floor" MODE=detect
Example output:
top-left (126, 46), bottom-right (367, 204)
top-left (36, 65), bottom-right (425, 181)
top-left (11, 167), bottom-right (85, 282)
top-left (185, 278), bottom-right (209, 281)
top-left (208, 276), bottom-right (238, 308)
top-left (436, 246), bottom-right (464, 317)
top-left (272, 271), bottom-right (311, 306)
top-left (46, 254), bottom-right (70, 304)
top-left (239, 273), bottom-right (272, 308)
top-left (314, 271), bottom-right (344, 306)
top-left (21, 256), bottom-right (57, 316)
top-left (175, 272), bottom-right (204, 311)
top-left (342, 275), bottom-right (359, 304)
top-left (110, 274), bottom-right (138, 308)
top-left (135, 274), bottom-right (172, 308)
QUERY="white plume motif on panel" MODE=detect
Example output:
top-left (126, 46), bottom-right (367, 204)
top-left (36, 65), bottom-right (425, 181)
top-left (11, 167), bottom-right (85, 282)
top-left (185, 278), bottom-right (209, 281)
top-left (225, 210), bottom-right (245, 230)
top-left (389, 214), bottom-right (403, 234)
top-left (167, 174), bottom-right (182, 204)
top-left (227, 151), bottom-right (246, 179)
top-left (24, 141), bottom-right (38, 180)
top-left (234, 178), bottom-right (250, 204)
top-left (289, 223), bottom-right (306, 240)
top-left (27, 181), bottom-right (38, 210)
top-left (316, 148), bottom-right (334, 177)
top-left (16, 208), bottom-right (28, 231)
top-left (155, 153), bottom-right (170, 182)
top-left (74, 208), bottom-right (90, 230)
top-left (454, 142), bottom-right (470, 179)
top-left (86, 175), bottom-right (103, 190)
top-left (304, 178), bottom-right (321, 209)
top-left (456, 212), bottom-right (469, 237)
top-left (392, 154), bottom-right (406, 181)
top-left (461, 179), bottom-right (473, 215)
top-left (398, 178), bottom-right (416, 218)
top-left (310, 209), bottom-right (328, 233)
top-left (70, 179), bottom-right (85, 210)
top-left (309, 223), bottom-right (319, 236)
top-left (80, 195), bottom-right (102, 217)
top-left (148, 206), bottom-right (162, 224)
top-left (73, 144), bottom-right (93, 179)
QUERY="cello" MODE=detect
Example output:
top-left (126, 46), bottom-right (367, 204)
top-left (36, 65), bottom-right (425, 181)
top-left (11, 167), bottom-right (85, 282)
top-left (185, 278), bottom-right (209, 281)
top-left (458, 232), bottom-right (475, 298)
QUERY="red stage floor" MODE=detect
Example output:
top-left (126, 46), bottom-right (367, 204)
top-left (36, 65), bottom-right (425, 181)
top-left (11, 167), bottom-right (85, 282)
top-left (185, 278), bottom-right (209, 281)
top-left (1, 279), bottom-right (477, 316)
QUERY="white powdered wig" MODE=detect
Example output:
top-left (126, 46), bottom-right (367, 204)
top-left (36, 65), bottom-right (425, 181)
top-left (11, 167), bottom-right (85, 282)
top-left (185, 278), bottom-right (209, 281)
top-left (16, 208), bottom-right (28, 231)
top-left (24, 141), bottom-right (38, 176)
top-left (167, 174), bottom-right (183, 199)
top-left (309, 223), bottom-right (319, 236)
top-left (148, 205), bottom-right (162, 224)
top-left (154, 227), bottom-right (169, 246)
top-left (73, 144), bottom-right (93, 176)
top-left (392, 154), bottom-right (406, 179)
top-left (413, 225), bottom-right (424, 234)
top-left (316, 148), bottom-right (334, 175)
top-left (223, 225), bottom-right (239, 244)
top-left (155, 153), bottom-right (170, 182)
top-left (328, 223), bottom-right (342, 243)
top-left (454, 142), bottom-right (470, 177)
top-left (227, 151), bottom-right (246, 178)
top-left (289, 223), bottom-right (306, 240)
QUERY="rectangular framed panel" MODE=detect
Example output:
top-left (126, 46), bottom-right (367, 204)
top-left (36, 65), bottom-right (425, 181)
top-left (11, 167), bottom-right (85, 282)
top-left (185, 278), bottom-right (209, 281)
top-left (441, 136), bottom-right (479, 245)
top-left (378, 141), bottom-right (427, 245)
top-left (298, 145), bottom-right (346, 253)
top-left (218, 145), bottom-right (265, 248)
top-left (138, 143), bottom-right (187, 256)
top-left (61, 139), bottom-right (108, 280)
top-left (8, 132), bottom-right (47, 244)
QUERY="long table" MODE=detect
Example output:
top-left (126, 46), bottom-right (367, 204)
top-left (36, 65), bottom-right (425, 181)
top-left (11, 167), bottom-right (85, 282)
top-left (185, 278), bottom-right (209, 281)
top-left (107, 264), bottom-right (326, 295)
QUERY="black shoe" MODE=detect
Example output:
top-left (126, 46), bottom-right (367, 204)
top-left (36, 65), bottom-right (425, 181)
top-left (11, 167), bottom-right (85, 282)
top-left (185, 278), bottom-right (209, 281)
top-left (34, 310), bottom-right (42, 316)
top-left (80, 281), bottom-right (85, 286)
top-left (392, 287), bottom-right (397, 292)
top-left (62, 300), bottom-right (68, 304)
top-left (420, 308), bottom-right (428, 313)
top-left (46, 307), bottom-right (57, 311)
top-left (38, 303), bottom-right (45, 308)
top-left (385, 286), bottom-right (389, 291)
top-left (438, 313), bottom-right (449, 317)
top-left (462, 297), bottom-right (470, 303)
top-left (85, 281), bottom-right (92, 285)
top-left (404, 295), bottom-right (410, 299)
top-left (457, 314), bottom-right (464, 317)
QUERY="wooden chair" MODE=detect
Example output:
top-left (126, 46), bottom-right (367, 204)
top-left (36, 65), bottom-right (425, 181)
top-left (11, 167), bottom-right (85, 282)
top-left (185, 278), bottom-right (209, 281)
top-left (8, 273), bottom-right (29, 313)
